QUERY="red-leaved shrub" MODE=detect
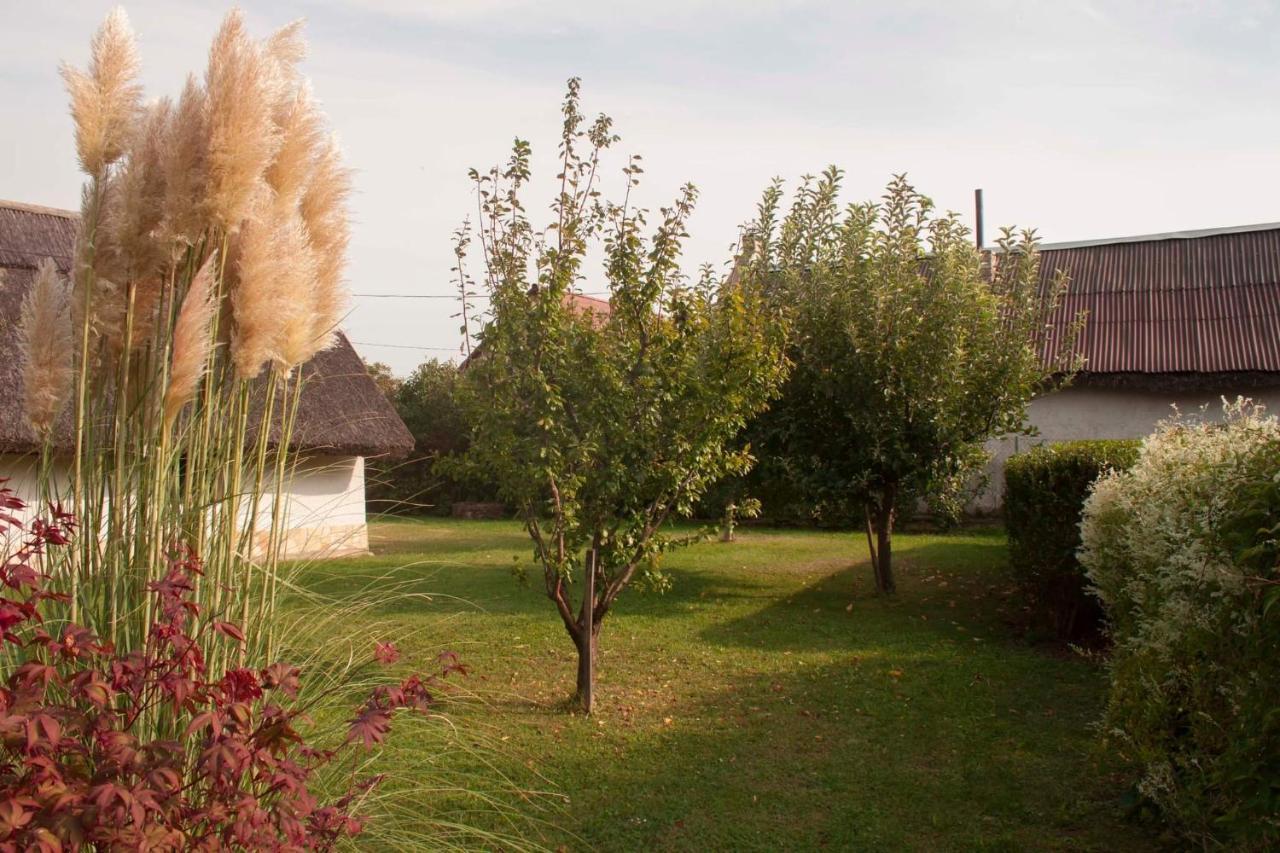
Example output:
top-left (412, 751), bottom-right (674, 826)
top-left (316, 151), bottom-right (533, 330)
top-left (0, 483), bottom-right (464, 850)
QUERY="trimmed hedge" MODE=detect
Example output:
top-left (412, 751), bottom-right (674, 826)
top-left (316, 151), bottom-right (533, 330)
top-left (1004, 439), bottom-right (1141, 640)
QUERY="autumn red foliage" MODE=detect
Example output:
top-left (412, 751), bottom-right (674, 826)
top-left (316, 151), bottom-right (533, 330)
top-left (0, 483), bottom-right (463, 850)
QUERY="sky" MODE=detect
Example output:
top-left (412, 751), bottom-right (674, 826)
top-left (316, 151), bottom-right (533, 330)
top-left (3, 0), bottom-right (1279, 374)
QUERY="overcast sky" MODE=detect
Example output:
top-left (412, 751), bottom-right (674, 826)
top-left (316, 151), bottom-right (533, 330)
top-left (4, 1), bottom-right (1278, 373)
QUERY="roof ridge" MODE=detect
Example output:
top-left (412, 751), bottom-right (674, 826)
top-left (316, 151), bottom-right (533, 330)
top-left (1039, 222), bottom-right (1280, 251)
top-left (0, 199), bottom-right (77, 219)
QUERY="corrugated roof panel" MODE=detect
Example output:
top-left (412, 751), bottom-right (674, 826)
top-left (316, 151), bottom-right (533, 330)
top-left (1039, 227), bottom-right (1280, 374)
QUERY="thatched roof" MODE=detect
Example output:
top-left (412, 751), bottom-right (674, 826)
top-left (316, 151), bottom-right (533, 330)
top-left (0, 199), bottom-right (413, 458)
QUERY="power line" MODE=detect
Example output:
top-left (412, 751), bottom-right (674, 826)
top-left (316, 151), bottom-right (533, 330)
top-left (354, 293), bottom-right (467, 299)
top-left (351, 341), bottom-right (459, 351)
top-left (352, 291), bottom-right (609, 299)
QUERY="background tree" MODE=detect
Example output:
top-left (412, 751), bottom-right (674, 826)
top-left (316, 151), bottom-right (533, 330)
top-left (746, 170), bottom-right (1078, 594)
top-left (453, 80), bottom-right (789, 713)
top-left (365, 358), bottom-right (494, 516)
top-left (366, 359), bottom-right (402, 401)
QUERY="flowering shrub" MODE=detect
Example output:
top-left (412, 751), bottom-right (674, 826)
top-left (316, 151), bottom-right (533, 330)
top-left (0, 484), bottom-right (463, 850)
top-left (1079, 400), bottom-right (1280, 846)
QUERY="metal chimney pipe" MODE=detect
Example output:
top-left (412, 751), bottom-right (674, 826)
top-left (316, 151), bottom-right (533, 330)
top-left (974, 188), bottom-right (985, 250)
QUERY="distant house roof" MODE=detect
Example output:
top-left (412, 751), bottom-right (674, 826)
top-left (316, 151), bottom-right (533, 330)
top-left (563, 292), bottom-right (611, 318)
top-left (1034, 223), bottom-right (1280, 383)
top-left (459, 289), bottom-right (612, 370)
top-left (0, 199), bottom-right (413, 457)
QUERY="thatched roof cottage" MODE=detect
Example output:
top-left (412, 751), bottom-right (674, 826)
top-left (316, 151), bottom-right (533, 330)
top-left (0, 199), bottom-right (413, 558)
top-left (980, 222), bottom-right (1280, 510)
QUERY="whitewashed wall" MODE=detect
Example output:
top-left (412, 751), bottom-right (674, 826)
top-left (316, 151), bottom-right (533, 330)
top-left (251, 454), bottom-right (370, 560)
top-left (0, 452), bottom-right (369, 560)
top-left (973, 385), bottom-right (1280, 513)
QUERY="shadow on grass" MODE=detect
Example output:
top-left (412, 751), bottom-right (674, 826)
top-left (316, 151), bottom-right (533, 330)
top-left (536, 650), bottom-right (1149, 853)
top-left (698, 537), bottom-right (1014, 655)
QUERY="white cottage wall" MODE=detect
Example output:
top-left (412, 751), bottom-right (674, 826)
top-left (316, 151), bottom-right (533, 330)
top-left (973, 385), bottom-right (1280, 513)
top-left (0, 453), bottom-right (369, 560)
top-left (251, 454), bottom-right (370, 560)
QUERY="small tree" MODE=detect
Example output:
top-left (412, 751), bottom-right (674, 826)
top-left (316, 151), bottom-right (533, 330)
top-left (454, 80), bottom-right (788, 713)
top-left (747, 170), bottom-right (1077, 594)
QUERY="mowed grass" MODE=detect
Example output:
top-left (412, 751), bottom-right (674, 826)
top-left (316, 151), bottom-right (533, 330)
top-left (288, 518), bottom-right (1150, 852)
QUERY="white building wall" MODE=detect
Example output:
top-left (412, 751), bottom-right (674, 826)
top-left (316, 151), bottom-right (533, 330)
top-left (252, 454), bottom-right (370, 560)
top-left (974, 385), bottom-right (1280, 513)
top-left (0, 453), bottom-right (369, 561)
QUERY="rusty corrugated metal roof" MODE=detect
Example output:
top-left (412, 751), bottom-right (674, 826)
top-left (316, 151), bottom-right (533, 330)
top-left (1036, 225), bottom-right (1280, 374)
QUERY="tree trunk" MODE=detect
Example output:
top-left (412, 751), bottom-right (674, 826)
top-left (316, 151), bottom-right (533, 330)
top-left (576, 541), bottom-right (598, 714)
top-left (876, 504), bottom-right (896, 594)
top-left (575, 624), bottom-right (599, 713)
top-left (868, 486), bottom-right (897, 595)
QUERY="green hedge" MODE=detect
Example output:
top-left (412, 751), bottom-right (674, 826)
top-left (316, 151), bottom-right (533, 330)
top-left (1004, 439), bottom-right (1141, 640)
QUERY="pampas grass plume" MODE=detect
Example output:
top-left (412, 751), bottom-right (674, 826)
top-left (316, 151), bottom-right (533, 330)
top-left (20, 259), bottom-right (74, 437)
top-left (266, 86), bottom-right (324, 211)
top-left (100, 98), bottom-right (173, 349)
top-left (230, 212), bottom-right (285, 378)
top-left (205, 9), bottom-right (280, 232)
top-left (162, 75), bottom-right (210, 251)
top-left (300, 136), bottom-right (351, 355)
top-left (61, 7), bottom-right (142, 176)
top-left (164, 253), bottom-right (218, 429)
top-left (271, 210), bottom-right (320, 369)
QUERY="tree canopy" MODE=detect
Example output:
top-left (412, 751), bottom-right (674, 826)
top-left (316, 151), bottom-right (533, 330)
top-left (745, 169), bottom-right (1078, 593)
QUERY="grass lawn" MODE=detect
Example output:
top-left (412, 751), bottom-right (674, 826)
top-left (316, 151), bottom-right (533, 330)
top-left (289, 518), bottom-right (1150, 852)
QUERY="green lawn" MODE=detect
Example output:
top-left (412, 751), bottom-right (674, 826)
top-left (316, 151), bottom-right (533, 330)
top-left (290, 518), bottom-right (1150, 852)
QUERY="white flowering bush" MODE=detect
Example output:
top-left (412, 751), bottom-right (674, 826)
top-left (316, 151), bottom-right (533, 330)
top-left (1079, 399), bottom-right (1280, 846)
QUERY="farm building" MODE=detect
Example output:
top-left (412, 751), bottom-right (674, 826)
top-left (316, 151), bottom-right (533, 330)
top-left (0, 199), bottom-right (413, 558)
top-left (978, 222), bottom-right (1280, 511)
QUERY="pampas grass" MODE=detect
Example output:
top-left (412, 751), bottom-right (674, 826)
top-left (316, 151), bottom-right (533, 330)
top-left (162, 75), bottom-right (209, 251)
top-left (18, 259), bottom-right (74, 438)
top-left (24, 11), bottom-right (548, 848)
top-left (204, 9), bottom-right (279, 233)
top-left (164, 252), bottom-right (217, 429)
top-left (60, 7), bottom-right (142, 176)
top-left (272, 211), bottom-right (322, 369)
top-left (230, 209), bottom-right (291, 378)
top-left (41, 6), bottom-right (353, 663)
top-left (301, 136), bottom-right (352, 356)
top-left (100, 98), bottom-right (173, 350)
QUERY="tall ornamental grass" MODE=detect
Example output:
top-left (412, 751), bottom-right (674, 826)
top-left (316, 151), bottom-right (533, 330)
top-left (19, 7), bottom-right (350, 673)
top-left (1080, 400), bottom-right (1280, 847)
